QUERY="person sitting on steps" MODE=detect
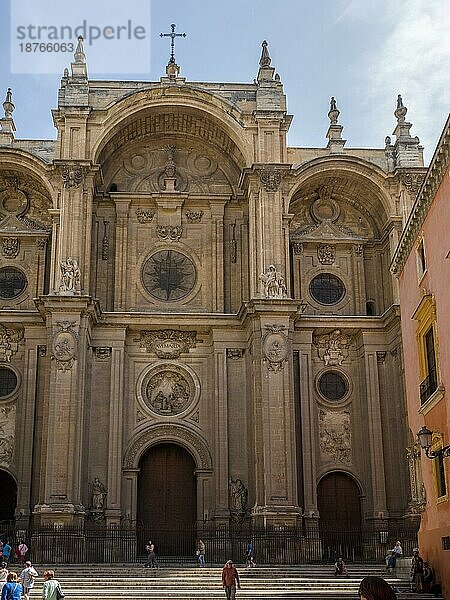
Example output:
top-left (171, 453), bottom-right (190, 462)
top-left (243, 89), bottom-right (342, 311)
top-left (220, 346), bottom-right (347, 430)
top-left (334, 557), bottom-right (348, 576)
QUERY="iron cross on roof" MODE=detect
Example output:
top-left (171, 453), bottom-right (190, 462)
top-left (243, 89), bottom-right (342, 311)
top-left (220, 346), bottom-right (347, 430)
top-left (160, 23), bottom-right (186, 65)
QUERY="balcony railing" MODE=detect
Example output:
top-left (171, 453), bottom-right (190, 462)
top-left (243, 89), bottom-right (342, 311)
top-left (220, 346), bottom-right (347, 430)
top-left (420, 367), bottom-right (438, 405)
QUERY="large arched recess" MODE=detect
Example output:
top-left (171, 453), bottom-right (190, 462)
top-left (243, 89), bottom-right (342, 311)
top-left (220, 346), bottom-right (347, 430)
top-left (92, 86), bottom-right (251, 175)
top-left (0, 150), bottom-right (56, 205)
top-left (288, 155), bottom-right (393, 235)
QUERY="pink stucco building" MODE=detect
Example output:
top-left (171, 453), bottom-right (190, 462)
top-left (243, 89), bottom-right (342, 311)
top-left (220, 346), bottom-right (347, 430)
top-left (392, 114), bottom-right (450, 596)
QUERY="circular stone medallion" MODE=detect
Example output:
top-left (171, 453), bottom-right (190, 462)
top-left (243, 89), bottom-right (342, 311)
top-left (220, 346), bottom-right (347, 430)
top-left (142, 365), bottom-right (196, 416)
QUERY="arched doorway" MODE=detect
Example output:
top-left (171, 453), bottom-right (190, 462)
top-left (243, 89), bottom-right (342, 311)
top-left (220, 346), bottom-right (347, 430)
top-left (137, 443), bottom-right (196, 556)
top-left (317, 472), bottom-right (362, 560)
top-left (0, 470), bottom-right (17, 522)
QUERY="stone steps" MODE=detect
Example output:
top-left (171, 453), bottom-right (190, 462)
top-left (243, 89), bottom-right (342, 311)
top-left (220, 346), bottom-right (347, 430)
top-left (23, 565), bottom-right (443, 600)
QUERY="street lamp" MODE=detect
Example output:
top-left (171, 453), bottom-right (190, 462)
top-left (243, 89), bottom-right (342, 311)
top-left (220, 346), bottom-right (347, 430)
top-left (417, 426), bottom-right (450, 459)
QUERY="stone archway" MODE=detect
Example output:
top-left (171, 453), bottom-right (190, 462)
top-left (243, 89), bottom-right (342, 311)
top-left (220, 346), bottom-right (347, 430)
top-left (0, 470), bottom-right (17, 521)
top-left (137, 443), bottom-right (197, 556)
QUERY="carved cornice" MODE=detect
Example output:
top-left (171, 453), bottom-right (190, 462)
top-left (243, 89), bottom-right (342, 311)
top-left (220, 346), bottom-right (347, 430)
top-left (391, 116), bottom-right (450, 275)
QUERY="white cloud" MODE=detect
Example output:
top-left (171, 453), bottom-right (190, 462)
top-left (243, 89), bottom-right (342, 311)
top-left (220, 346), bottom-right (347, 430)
top-left (362, 0), bottom-right (450, 160)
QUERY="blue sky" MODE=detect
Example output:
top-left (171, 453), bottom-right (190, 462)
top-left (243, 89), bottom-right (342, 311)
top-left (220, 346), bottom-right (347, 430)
top-left (1, 0), bottom-right (449, 163)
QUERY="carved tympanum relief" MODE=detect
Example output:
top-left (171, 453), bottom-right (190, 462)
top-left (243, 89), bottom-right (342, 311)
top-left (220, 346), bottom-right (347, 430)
top-left (319, 408), bottom-right (351, 465)
top-left (0, 403), bottom-right (15, 466)
top-left (0, 172), bottom-right (52, 233)
top-left (103, 142), bottom-right (234, 195)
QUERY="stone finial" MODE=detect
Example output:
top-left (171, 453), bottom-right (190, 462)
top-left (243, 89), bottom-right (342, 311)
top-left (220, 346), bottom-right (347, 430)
top-left (3, 88), bottom-right (14, 118)
top-left (392, 94), bottom-right (423, 167)
top-left (385, 135), bottom-right (392, 147)
top-left (74, 36), bottom-right (86, 63)
top-left (0, 88), bottom-right (16, 143)
top-left (326, 96), bottom-right (346, 153)
top-left (71, 36), bottom-right (88, 79)
top-left (328, 96), bottom-right (340, 124)
top-left (394, 94), bottom-right (407, 122)
top-left (259, 40), bottom-right (271, 67)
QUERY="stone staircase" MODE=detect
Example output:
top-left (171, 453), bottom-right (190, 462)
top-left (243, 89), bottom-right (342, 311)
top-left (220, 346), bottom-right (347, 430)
top-left (27, 564), bottom-right (444, 600)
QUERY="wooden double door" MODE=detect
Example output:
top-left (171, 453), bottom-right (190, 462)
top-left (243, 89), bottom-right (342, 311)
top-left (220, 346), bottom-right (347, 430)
top-left (137, 443), bottom-right (197, 555)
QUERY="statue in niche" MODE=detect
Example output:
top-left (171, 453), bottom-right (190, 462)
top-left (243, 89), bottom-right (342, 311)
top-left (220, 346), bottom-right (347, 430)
top-left (91, 477), bottom-right (107, 510)
top-left (229, 478), bottom-right (248, 513)
top-left (59, 257), bottom-right (81, 294)
top-left (259, 265), bottom-right (287, 299)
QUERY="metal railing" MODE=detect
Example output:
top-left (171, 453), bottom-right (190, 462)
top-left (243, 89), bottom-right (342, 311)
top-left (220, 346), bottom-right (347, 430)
top-left (0, 523), bottom-right (419, 565)
top-left (420, 366), bottom-right (437, 404)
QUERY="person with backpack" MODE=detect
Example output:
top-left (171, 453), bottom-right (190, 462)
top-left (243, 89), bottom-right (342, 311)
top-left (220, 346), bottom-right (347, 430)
top-left (19, 561), bottom-right (38, 600)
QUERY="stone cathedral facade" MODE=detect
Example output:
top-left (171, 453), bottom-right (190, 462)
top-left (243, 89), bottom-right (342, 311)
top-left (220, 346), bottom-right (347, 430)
top-left (0, 39), bottom-right (427, 542)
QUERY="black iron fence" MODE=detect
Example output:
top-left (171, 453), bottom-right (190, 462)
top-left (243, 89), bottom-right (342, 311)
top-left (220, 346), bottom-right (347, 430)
top-left (0, 522), bottom-right (418, 565)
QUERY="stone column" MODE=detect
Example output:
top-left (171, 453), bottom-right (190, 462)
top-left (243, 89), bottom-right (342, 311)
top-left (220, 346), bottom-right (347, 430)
top-left (209, 200), bottom-right (226, 312)
top-left (247, 301), bottom-right (301, 526)
top-left (33, 296), bottom-right (99, 525)
top-left (212, 345), bottom-right (229, 523)
top-left (105, 344), bottom-right (125, 525)
top-left (14, 329), bottom-right (40, 523)
top-left (352, 244), bottom-right (366, 314)
top-left (362, 337), bottom-right (388, 522)
top-left (296, 331), bottom-right (319, 522)
top-left (245, 168), bottom-right (290, 299)
top-left (114, 199), bottom-right (131, 310)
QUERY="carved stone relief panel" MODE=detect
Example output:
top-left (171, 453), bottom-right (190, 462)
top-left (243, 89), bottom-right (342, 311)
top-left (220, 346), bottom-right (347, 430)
top-left (313, 329), bottom-right (352, 366)
top-left (137, 363), bottom-right (200, 417)
top-left (0, 325), bottom-right (24, 362)
top-left (263, 325), bottom-right (288, 372)
top-left (51, 321), bottom-right (78, 371)
top-left (318, 408), bottom-right (351, 465)
top-left (2, 238), bottom-right (20, 258)
top-left (0, 403), bottom-right (15, 466)
top-left (139, 329), bottom-right (197, 359)
top-left (0, 171), bottom-right (52, 232)
top-left (103, 141), bottom-right (234, 195)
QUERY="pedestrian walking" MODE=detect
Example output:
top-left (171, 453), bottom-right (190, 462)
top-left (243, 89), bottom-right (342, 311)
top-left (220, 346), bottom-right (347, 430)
top-left (144, 541), bottom-right (158, 568)
top-left (1, 543), bottom-right (11, 566)
top-left (196, 539), bottom-right (206, 567)
top-left (222, 560), bottom-right (241, 600)
top-left (1, 572), bottom-right (22, 600)
top-left (244, 541), bottom-right (255, 568)
top-left (19, 561), bottom-right (38, 600)
top-left (410, 548), bottom-right (424, 592)
top-left (358, 576), bottom-right (397, 600)
top-left (42, 570), bottom-right (64, 600)
top-left (15, 542), bottom-right (28, 566)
